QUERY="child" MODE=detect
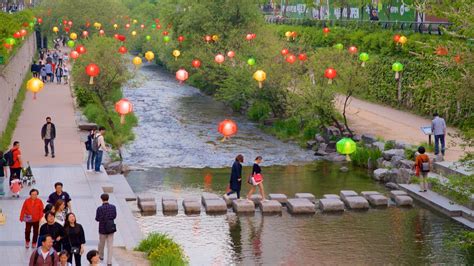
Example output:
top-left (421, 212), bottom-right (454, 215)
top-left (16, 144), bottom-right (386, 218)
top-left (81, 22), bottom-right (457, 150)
top-left (58, 250), bottom-right (72, 266)
top-left (415, 146), bottom-right (430, 192)
top-left (10, 173), bottom-right (22, 198)
top-left (63, 66), bottom-right (69, 84)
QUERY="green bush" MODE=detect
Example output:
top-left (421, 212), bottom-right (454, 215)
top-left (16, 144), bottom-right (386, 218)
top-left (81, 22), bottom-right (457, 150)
top-left (384, 140), bottom-right (395, 151)
top-left (74, 86), bottom-right (95, 107)
top-left (269, 118), bottom-right (300, 139)
top-left (404, 147), bottom-right (417, 161)
top-left (428, 175), bottom-right (474, 205)
top-left (247, 101), bottom-right (271, 122)
top-left (350, 145), bottom-right (382, 168)
top-left (0, 10), bottom-right (34, 62)
top-left (135, 233), bottom-right (187, 266)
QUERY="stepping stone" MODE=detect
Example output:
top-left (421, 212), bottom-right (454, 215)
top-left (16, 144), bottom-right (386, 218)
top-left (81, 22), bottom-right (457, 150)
top-left (343, 196), bottom-right (369, 210)
top-left (204, 199), bottom-right (227, 214)
top-left (232, 199), bottom-right (255, 214)
top-left (389, 190), bottom-right (407, 199)
top-left (139, 201), bottom-right (157, 213)
top-left (201, 192), bottom-right (220, 206)
top-left (323, 194), bottom-right (341, 200)
top-left (260, 200), bottom-right (282, 214)
top-left (295, 193), bottom-right (316, 203)
top-left (223, 194), bottom-right (238, 207)
top-left (137, 194), bottom-right (154, 205)
top-left (249, 195), bottom-right (263, 206)
top-left (268, 193), bottom-right (288, 205)
top-left (394, 195), bottom-right (413, 207)
top-left (287, 199), bottom-right (316, 214)
top-left (319, 198), bottom-right (344, 212)
top-left (162, 196), bottom-right (178, 213)
top-left (360, 191), bottom-right (381, 200)
top-left (367, 194), bottom-right (388, 207)
top-left (340, 190), bottom-right (358, 201)
top-left (182, 198), bottom-right (201, 215)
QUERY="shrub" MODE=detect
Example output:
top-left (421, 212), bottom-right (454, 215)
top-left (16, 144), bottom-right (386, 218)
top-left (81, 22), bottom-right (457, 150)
top-left (247, 101), bottom-right (271, 122)
top-left (269, 118), bottom-right (300, 139)
top-left (135, 233), bottom-right (187, 266)
top-left (404, 147), bottom-right (417, 161)
top-left (350, 145), bottom-right (382, 168)
top-left (428, 175), bottom-right (474, 205)
top-left (384, 140), bottom-right (395, 151)
top-left (74, 86), bottom-right (95, 107)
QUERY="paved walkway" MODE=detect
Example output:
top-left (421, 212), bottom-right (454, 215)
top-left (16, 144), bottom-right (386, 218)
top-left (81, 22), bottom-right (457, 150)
top-left (335, 95), bottom-right (467, 162)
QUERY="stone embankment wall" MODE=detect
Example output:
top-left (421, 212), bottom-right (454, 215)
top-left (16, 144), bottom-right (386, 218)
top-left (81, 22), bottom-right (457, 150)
top-left (0, 34), bottom-right (36, 135)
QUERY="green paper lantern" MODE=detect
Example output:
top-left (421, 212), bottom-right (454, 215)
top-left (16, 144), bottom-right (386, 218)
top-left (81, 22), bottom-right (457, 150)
top-left (359, 52), bottom-right (369, 67)
top-left (392, 62), bottom-right (404, 72)
top-left (247, 58), bottom-right (256, 66)
top-left (151, 24), bottom-right (156, 29)
top-left (29, 22), bottom-right (34, 28)
top-left (67, 40), bottom-right (75, 48)
top-left (163, 36), bottom-right (170, 43)
top-left (146, 35), bottom-right (151, 41)
top-left (336, 138), bottom-right (356, 160)
top-left (334, 43), bottom-right (343, 50)
top-left (5, 38), bottom-right (16, 45)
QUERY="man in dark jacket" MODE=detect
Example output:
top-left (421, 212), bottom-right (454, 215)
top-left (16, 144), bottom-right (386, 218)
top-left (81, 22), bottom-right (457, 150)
top-left (95, 193), bottom-right (117, 266)
top-left (41, 117), bottom-right (56, 158)
top-left (31, 61), bottom-right (39, 78)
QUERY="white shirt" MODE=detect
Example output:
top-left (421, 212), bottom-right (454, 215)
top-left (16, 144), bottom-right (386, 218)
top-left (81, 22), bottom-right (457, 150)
top-left (41, 249), bottom-right (49, 260)
top-left (97, 133), bottom-right (107, 151)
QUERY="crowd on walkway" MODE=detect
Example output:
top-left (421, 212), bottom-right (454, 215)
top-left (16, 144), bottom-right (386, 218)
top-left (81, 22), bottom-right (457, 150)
top-left (32, 48), bottom-right (69, 85)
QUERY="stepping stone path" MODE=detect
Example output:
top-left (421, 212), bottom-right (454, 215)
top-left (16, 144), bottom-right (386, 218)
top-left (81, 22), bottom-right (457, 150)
top-left (318, 198), bottom-right (344, 212)
top-left (260, 200), bottom-right (282, 214)
top-left (339, 190), bottom-right (359, 201)
top-left (268, 193), bottom-right (288, 206)
top-left (182, 197), bottom-right (201, 215)
top-left (389, 190), bottom-right (413, 207)
top-left (250, 194), bottom-right (263, 206)
top-left (287, 198), bottom-right (316, 214)
top-left (223, 193), bottom-right (238, 207)
top-left (202, 193), bottom-right (227, 214)
top-left (323, 194), bottom-right (341, 200)
top-left (232, 199), bottom-right (255, 214)
top-left (295, 193), bottom-right (316, 203)
top-left (340, 190), bottom-right (369, 210)
top-left (137, 194), bottom-right (156, 213)
top-left (162, 196), bottom-right (178, 213)
top-left (361, 191), bottom-right (388, 207)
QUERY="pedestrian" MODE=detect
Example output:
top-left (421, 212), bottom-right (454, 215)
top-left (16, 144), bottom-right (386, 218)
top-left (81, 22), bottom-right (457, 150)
top-left (94, 127), bottom-right (107, 173)
top-left (40, 64), bottom-right (47, 83)
top-left (10, 175), bottom-right (22, 197)
top-left (85, 128), bottom-right (96, 171)
top-left (86, 250), bottom-right (101, 266)
top-left (53, 50), bottom-right (59, 64)
top-left (224, 154), bottom-right (243, 199)
top-left (39, 49), bottom-right (45, 61)
top-left (46, 53), bottom-right (52, 64)
top-left (63, 52), bottom-right (69, 64)
top-left (20, 189), bottom-right (44, 248)
top-left (63, 65), bottom-right (69, 84)
top-left (58, 250), bottom-right (72, 266)
top-left (29, 234), bottom-right (59, 266)
top-left (39, 212), bottom-right (65, 252)
top-left (0, 151), bottom-right (7, 196)
top-left (246, 156), bottom-right (265, 201)
top-left (41, 117), bottom-right (56, 158)
top-left (53, 199), bottom-right (67, 226)
top-left (415, 146), bottom-right (430, 192)
top-left (431, 112), bottom-right (447, 160)
top-left (47, 182), bottom-right (72, 211)
top-left (51, 62), bottom-right (56, 82)
top-left (55, 65), bottom-right (63, 84)
top-left (6, 141), bottom-right (22, 187)
top-left (39, 204), bottom-right (54, 228)
top-left (63, 213), bottom-right (86, 265)
top-left (45, 62), bottom-right (53, 83)
top-left (31, 61), bottom-right (39, 78)
top-left (58, 52), bottom-right (63, 67)
top-left (95, 193), bottom-right (117, 266)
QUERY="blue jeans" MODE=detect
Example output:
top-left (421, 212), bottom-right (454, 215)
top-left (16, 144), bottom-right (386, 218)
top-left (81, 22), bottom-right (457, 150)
top-left (87, 150), bottom-right (96, 170)
top-left (95, 150), bottom-right (103, 172)
top-left (434, 134), bottom-right (445, 155)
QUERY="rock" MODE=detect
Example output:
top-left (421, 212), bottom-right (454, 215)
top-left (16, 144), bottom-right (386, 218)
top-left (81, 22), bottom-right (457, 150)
top-left (352, 134), bottom-right (362, 142)
top-left (361, 134), bottom-right (377, 144)
top-left (382, 149), bottom-right (406, 161)
top-left (367, 194), bottom-right (388, 207)
top-left (232, 199), bottom-right (255, 214)
top-left (250, 195), bottom-right (263, 206)
top-left (385, 182), bottom-right (399, 189)
top-left (382, 160), bottom-right (393, 168)
top-left (385, 169), bottom-right (402, 183)
top-left (398, 159), bottom-right (415, 169)
top-left (315, 134), bottom-right (326, 143)
top-left (260, 200), bottom-right (282, 214)
top-left (295, 193), bottom-right (316, 203)
top-left (360, 191), bottom-right (381, 199)
top-left (105, 161), bottom-right (122, 175)
top-left (204, 199), bottom-right (227, 214)
top-left (395, 140), bottom-right (409, 150)
top-left (344, 196), bottom-right (369, 210)
top-left (340, 166), bottom-right (349, 172)
top-left (139, 201), bottom-right (157, 213)
top-left (373, 168), bottom-right (389, 181)
top-left (162, 196), bottom-right (178, 213)
top-left (318, 143), bottom-right (328, 152)
top-left (314, 149), bottom-right (329, 156)
top-left (367, 158), bottom-right (375, 170)
top-left (268, 193), bottom-right (288, 206)
top-left (319, 198), bottom-right (345, 212)
top-left (389, 190), bottom-right (408, 199)
top-left (137, 194), bottom-right (154, 205)
top-left (182, 198), bottom-right (201, 215)
top-left (372, 141), bottom-right (385, 151)
top-left (287, 199), bottom-right (316, 214)
top-left (397, 168), bottom-right (414, 184)
top-left (324, 152), bottom-right (346, 162)
top-left (339, 190), bottom-right (358, 201)
top-left (323, 194), bottom-right (341, 199)
top-left (391, 155), bottom-right (404, 167)
top-left (327, 141), bottom-right (337, 152)
top-left (223, 193), bottom-right (238, 207)
top-left (78, 122), bottom-right (97, 131)
top-left (201, 192), bottom-right (220, 206)
top-left (394, 195), bottom-right (413, 207)
top-left (263, 118), bottom-right (276, 126)
top-left (324, 126), bottom-right (340, 139)
top-left (307, 140), bottom-right (317, 149)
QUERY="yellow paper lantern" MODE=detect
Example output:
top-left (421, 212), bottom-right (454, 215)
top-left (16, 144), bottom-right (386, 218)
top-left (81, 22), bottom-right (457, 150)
top-left (131, 31), bottom-right (137, 36)
top-left (144, 51), bottom-right (155, 62)
top-left (253, 70), bottom-right (267, 88)
top-left (133, 19), bottom-right (138, 24)
top-left (172, 49), bottom-right (180, 60)
top-left (26, 78), bottom-right (44, 99)
top-left (212, 35), bottom-right (219, 41)
top-left (132, 56), bottom-right (142, 68)
top-left (285, 31), bottom-right (292, 41)
top-left (52, 26), bottom-right (59, 33)
top-left (399, 36), bottom-right (408, 45)
top-left (113, 24), bottom-right (118, 30)
top-left (70, 32), bottom-right (77, 40)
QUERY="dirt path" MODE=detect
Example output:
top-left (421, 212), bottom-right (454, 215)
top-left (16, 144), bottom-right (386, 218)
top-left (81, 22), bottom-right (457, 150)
top-left (335, 95), bottom-right (466, 162)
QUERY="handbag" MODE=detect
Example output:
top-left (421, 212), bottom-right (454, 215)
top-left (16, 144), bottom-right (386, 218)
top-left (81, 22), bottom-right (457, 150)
top-left (104, 220), bottom-right (116, 234)
top-left (253, 173), bottom-right (263, 183)
top-left (23, 214), bottom-right (33, 223)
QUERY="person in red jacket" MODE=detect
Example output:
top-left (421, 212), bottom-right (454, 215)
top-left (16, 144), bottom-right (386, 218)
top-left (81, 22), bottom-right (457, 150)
top-left (20, 189), bottom-right (44, 248)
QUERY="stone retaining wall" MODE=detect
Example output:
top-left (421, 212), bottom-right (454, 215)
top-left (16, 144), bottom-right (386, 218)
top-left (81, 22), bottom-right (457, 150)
top-left (0, 34), bottom-right (36, 135)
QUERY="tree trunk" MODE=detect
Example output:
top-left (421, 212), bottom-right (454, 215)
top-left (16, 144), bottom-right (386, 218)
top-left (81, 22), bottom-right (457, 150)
top-left (342, 92), bottom-right (354, 137)
top-left (397, 72), bottom-right (403, 105)
top-left (283, 0), bottom-right (288, 17)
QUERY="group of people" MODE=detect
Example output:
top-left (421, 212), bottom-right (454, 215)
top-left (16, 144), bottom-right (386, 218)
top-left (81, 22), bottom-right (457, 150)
top-left (34, 49), bottom-right (69, 84)
top-left (18, 183), bottom-right (117, 265)
top-left (85, 127), bottom-right (108, 173)
top-left (224, 155), bottom-right (266, 201)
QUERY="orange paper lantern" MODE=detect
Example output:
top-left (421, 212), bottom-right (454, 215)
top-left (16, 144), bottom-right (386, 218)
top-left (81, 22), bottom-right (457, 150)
top-left (85, 63), bottom-right (100, 84)
top-left (218, 119), bottom-right (238, 140)
top-left (115, 98), bottom-right (133, 124)
top-left (176, 69), bottom-right (189, 84)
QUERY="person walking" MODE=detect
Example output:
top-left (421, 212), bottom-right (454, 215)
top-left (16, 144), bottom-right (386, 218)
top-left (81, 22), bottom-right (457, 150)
top-left (0, 151), bottom-right (7, 196)
top-left (94, 127), bottom-right (107, 173)
top-left (431, 112), bottom-right (447, 160)
top-left (41, 117), bottom-right (56, 158)
top-left (53, 199), bottom-right (67, 226)
top-left (7, 141), bottom-right (22, 187)
top-left (31, 61), bottom-right (39, 78)
top-left (95, 193), bottom-right (117, 266)
top-left (63, 213), bottom-right (86, 266)
top-left (40, 63), bottom-right (47, 83)
top-left (246, 156), bottom-right (265, 201)
top-left (415, 146), bottom-right (431, 192)
top-left (55, 65), bottom-right (63, 84)
top-left (63, 65), bottom-right (69, 84)
top-left (224, 155), bottom-right (243, 199)
top-left (39, 212), bottom-right (65, 252)
top-left (20, 189), bottom-right (44, 248)
top-left (85, 128), bottom-right (97, 171)
top-left (45, 62), bottom-right (53, 83)
top-left (47, 182), bottom-right (72, 211)
top-left (29, 234), bottom-right (59, 266)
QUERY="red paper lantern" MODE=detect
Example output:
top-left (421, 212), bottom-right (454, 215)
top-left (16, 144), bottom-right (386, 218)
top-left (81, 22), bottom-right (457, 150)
top-left (178, 35), bottom-right (185, 42)
top-left (68, 21), bottom-right (73, 26)
top-left (117, 35), bottom-right (126, 42)
top-left (393, 34), bottom-right (401, 43)
top-left (215, 54), bottom-right (225, 64)
top-left (85, 22), bottom-right (90, 28)
top-left (140, 24), bottom-right (145, 29)
top-left (291, 31), bottom-right (297, 38)
top-left (348, 46), bottom-right (358, 54)
top-left (323, 27), bottom-right (330, 35)
top-left (218, 119), bottom-right (238, 140)
top-left (62, 19), bottom-right (67, 25)
top-left (245, 33), bottom-right (253, 41)
top-left (176, 69), bottom-right (189, 84)
top-left (227, 51), bottom-right (235, 58)
top-left (156, 24), bottom-right (162, 29)
top-left (70, 51), bottom-right (79, 60)
top-left (251, 33), bottom-right (256, 39)
top-left (125, 23), bottom-right (130, 29)
top-left (204, 35), bottom-right (212, 43)
top-left (22, 22), bottom-right (29, 27)
top-left (436, 46), bottom-right (448, 56)
top-left (298, 53), bottom-right (307, 61)
top-left (286, 54), bottom-right (297, 64)
top-left (99, 29), bottom-right (105, 36)
top-left (20, 29), bottom-right (27, 37)
top-left (82, 31), bottom-right (89, 38)
top-left (37, 18), bottom-right (43, 24)
top-left (162, 31), bottom-right (169, 36)
top-left (154, 18), bottom-right (160, 23)
top-left (13, 32), bottom-right (21, 39)
top-left (324, 68), bottom-right (337, 84)
top-left (115, 98), bottom-right (133, 124)
top-left (454, 55), bottom-right (462, 63)
top-left (118, 46), bottom-right (127, 54)
top-left (76, 45), bottom-right (86, 54)
top-left (85, 63), bottom-right (100, 84)
top-left (114, 34), bottom-right (119, 39)
top-left (281, 49), bottom-right (289, 56)
top-left (64, 27), bottom-right (70, 33)
top-left (3, 43), bottom-right (12, 50)
top-left (192, 59), bottom-right (201, 68)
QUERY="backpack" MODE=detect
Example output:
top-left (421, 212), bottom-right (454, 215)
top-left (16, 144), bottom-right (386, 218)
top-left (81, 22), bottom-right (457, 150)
top-left (421, 160), bottom-right (430, 172)
top-left (33, 249), bottom-right (55, 265)
top-left (3, 150), bottom-right (14, 166)
top-left (91, 135), bottom-right (101, 152)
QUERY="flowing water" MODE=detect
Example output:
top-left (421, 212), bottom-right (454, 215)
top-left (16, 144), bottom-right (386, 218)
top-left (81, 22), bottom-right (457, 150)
top-left (123, 65), bottom-right (469, 265)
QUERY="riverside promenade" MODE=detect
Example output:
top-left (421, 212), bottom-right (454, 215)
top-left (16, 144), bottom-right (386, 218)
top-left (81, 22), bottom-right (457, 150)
top-left (0, 60), bottom-right (145, 265)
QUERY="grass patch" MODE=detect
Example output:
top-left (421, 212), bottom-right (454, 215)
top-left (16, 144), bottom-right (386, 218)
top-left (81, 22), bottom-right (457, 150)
top-left (350, 145), bottom-right (382, 168)
top-left (428, 175), bottom-right (474, 205)
top-left (384, 140), bottom-right (395, 151)
top-left (419, 141), bottom-right (434, 153)
top-left (0, 72), bottom-right (30, 151)
top-left (135, 233), bottom-right (188, 266)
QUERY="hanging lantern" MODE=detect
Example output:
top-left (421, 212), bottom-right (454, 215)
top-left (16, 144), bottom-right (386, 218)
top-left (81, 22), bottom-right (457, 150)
top-left (323, 27), bottom-right (330, 36)
top-left (113, 24), bottom-right (118, 30)
top-left (82, 31), bottom-right (89, 38)
top-left (131, 31), bottom-right (137, 36)
top-left (99, 29), bottom-right (105, 36)
top-left (70, 32), bottom-right (77, 40)
top-left (53, 26), bottom-right (59, 33)
top-left (132, 56), bottom-right (142, 69)
top-left (281, 49), bottom-right (289, 56)
top-left (334, 43), bottom-right (343, 50)
top-left (192, 59), bottom-right (201, 68)
top-left (133, 19), bottom-right (138, 24)
top-left (215, 54), bottom-right (225, 64)
top-left (348, 46), bottom-right (358, 54)
top-left (68, 20), bottom-right (73, 27)
top-left (162, 31), bottom-right (169, 36)
top-left (3, 43), bottom-right (12, 52)
top-left (145, 51), bottom-right (155, 62)
top-left (212, 35), bottom-right (219, 42)
top-left (85, 21), bottom-right (91, 28)
top-left (359, 53), bottom-right (369, 67)
top-left (70, 51), bottom-right (79, 60)
top-left (336, 138), bottom-right (357, 161)
top-left (398, 36), bottom-right (407, 45)
top-left (19, 29), bottom-right (27, 40)
top-left (145, 35), bottom-right (151, 41)
top-left (115, 98), bottom-right (133, 124)
top-left (125, 23), bottom-right (130, 29)
top-left (218, 119), bottom-right (238, 141)
top-left (286, 54), bottom-right (297, 64)
top-left (76, 45), bottom-right (86, 54)
top-left (204, 35), bottom-right (212, 43)
top-left (163, 36), bottom-right (170, 43)
top-left (253, 70), bottom-right (266, 88)
top-left (247, 58), bottom-right (256, 66)
top-left (392, 62), bottom-right (404, 80)
top-left (151, 24), bottom-right (156, 29)
top-left (227, 51), bottom-right (235, 58)
top-left (118, 46), bottom-right (127, 54)
top-left (291, 31), bottom-right (297, 40)
top-left (176, 69), bottom-right (189, 84)
top-left (298, 53), bottom-right (307, 61)
top-left (140, 24), bottom-right (145, 29)
top-left (454, 55), bottom-right (462, 63)
top-left (156, 24), bottom-right (162, 29)
top-left (26, 78), bottom-right (44, 100)
top-left (435, 46), bottom-right (448, 56)
top-left (245, 33), bottom-right (253, 41)
top-left (67, 40), bottom-right (75, 48)
top-left (324, 68), bottom-right (337, 84)
top-left (178, 35), bottom-right (185, 42)
top-left (13, 31), bottom-right (21, 39)
top-left (64, 27), bottom-right (70, 33)
top-left (393, 34), bottom-right (401, 43)
top-left (172, 50), bottom-right (181, 60)
top-left (117, 34), bottom-right (126, 42)
top-left (37, 18), bottom-right (43, 24)
top-left (285, 31), bottom-right (292, 41)
top-left (85, 63), bottom-right (100, 85)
